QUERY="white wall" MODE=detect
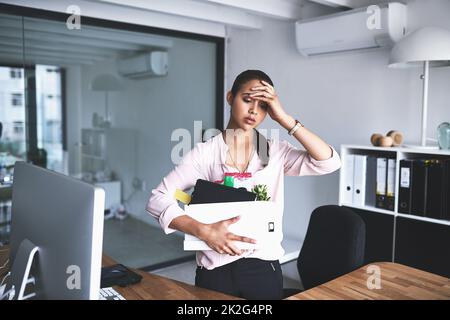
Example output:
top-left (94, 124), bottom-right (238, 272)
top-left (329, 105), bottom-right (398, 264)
top-left (225, 0), bottom-right (450, 243)
top-left (73, 36), bottom-right (217, 225)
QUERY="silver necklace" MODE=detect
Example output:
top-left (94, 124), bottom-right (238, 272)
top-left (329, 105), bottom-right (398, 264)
top-left (228, 145), bottom-right (255, 173)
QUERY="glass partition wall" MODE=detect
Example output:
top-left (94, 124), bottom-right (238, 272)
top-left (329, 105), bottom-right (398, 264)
top-left (0, 13), bottom-right (24, 244)
top-left (0, 5), bottom-right (224, 269)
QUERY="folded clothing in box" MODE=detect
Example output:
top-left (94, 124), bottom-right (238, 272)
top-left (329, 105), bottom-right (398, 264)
top-left (189, 179), bottom-right (256, 205)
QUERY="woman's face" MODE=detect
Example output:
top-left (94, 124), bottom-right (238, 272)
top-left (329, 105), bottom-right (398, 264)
top-left (227, 79), bottom-right (268, 130)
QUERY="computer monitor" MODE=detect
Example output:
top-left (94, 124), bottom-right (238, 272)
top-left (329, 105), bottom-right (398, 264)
top-left (6, 161), bottom-right (104, 299)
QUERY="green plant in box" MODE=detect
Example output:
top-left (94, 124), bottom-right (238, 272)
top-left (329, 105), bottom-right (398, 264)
top-left (251, 184), bottom-right (271, 201)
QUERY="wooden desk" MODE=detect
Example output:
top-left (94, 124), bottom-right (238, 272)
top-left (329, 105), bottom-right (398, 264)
top-left (288, 262), bottom-right (450, 300)
top-left (102, 255), bottom-right (239, 300)
top-left (0, 246), bottom-right (238, 300)
top-left (2, 246), bottom-right (449, 300)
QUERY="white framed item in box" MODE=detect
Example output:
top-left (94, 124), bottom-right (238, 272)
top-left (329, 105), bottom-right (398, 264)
top-left (183, 201), bottom-right (283, 251)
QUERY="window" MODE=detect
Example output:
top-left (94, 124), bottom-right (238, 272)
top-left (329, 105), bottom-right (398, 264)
top-left (44, 120), bottom-right (62, 143)
top-left (0, 5), bottom-right (225, 271)
top-left (13, 121), bottom-right (24, 135)
top-left (36, 65), bottom-right (64, 173)
top-left (10, 68), bottom-right (22, 79)
top-left (46, 68), bottom-right (60, 74)
top-left (0, 66), bottom-right (26, 162)
top-left (11, 93), bottom-right (23, 106)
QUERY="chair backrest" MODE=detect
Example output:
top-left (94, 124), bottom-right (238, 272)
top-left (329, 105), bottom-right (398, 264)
top-left (297, 205), bottom-right (366, 290)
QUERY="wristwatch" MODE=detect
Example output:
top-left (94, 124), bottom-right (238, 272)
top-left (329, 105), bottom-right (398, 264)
top-left (288, 119), bottom-right (304, 136)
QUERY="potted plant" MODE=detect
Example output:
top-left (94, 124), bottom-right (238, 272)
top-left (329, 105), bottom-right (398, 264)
top-left (251, 184), bottom-right (271, 201)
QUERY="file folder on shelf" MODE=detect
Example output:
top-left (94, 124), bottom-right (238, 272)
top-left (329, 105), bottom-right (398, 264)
top-left (386, 158), bottom-right (396, 211)
top-left (353, 155), bottom-right (367, 207)
top-left (342, 154), bottom-right (355, 205)
top-left (444, 159), bottom-right (450, 220)
top-left (411, 160), bottom-right (428, 216)
top-left (398, 159), bottom-right (413, 214)
top-left (399, 159), bottom-right (450, 220)
top-left (425, 160), bottom-right (445, 219)
top-left (365, 156), bottom-right (377, 207)
top-left (376, 158), bottom-right (387, 209)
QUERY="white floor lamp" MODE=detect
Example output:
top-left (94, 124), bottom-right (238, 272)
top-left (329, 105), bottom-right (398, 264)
top-left (90, 74), bottom-right (124, 128)
top-left (389, 27), bottom-right (450, 149)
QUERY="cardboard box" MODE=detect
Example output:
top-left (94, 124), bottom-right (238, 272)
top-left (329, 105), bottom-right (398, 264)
top-left (183, 201), bottom-right (283, 250)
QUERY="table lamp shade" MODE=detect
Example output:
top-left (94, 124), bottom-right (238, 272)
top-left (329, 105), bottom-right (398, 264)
top-left (89, 74), bottom-right (124, 128)
top-left (388, 27), bottom-right (450, 148)
top-left (389, 27), bottom-right (450, 68)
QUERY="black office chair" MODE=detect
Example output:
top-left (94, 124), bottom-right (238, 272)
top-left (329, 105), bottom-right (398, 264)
top-left (283, 205), bottom-right (366, 298)
top-left (27, 148), bottom-right (48, 168)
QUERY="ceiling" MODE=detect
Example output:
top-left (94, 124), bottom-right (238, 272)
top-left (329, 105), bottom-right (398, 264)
top-left (89, 0), bottom-right (399, 26)
top-left (0, 0), bottom-right (411, 66)
top-left (0, 13), bottom-right (173, 66)
top-left (307, 0), bottom-right (392, 8)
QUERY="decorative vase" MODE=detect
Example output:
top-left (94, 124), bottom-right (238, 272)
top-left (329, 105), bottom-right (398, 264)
top-left (437, 122), bottom-right (450, 150)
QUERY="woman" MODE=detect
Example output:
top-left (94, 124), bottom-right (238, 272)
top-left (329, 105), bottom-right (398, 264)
top-left (147, 70), bottom-right (341, 300)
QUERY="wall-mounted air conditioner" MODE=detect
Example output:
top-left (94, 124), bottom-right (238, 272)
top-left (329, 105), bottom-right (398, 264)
top-left (295, 2), bottom-right (407, 57)
top-left (117, 51), bottom-right (169, 79)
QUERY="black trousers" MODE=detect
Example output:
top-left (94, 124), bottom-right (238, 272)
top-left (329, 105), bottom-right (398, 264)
top-left (195, 258), bottom-right (283, 300)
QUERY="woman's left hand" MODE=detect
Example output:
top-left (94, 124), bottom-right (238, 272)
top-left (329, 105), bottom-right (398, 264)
top-left (249, 80), bottom-right (288, 123)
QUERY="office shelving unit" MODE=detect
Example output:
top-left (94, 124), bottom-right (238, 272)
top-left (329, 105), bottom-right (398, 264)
top-left (339, 144), bottom-right (450, 278)
top-left (81, 128), bottom-right (107, 173)
top-left (339, 144), bottom-right (450, 225)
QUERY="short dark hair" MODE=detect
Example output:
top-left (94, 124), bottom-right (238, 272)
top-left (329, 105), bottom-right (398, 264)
top-left (230, 70), bottom-right (274, 97)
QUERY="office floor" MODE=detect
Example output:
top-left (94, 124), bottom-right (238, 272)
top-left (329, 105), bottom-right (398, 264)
top-left (103, 215), bottom-right (194, 269)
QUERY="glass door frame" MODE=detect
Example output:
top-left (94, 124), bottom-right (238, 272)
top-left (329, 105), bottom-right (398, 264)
top-left (0, 2), bottom-right (225, 134)
top-left (0, 2), bottom-right (226, 268)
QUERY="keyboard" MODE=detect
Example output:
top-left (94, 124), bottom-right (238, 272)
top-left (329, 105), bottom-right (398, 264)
top-left (99, 287), bottom-right (126, 300)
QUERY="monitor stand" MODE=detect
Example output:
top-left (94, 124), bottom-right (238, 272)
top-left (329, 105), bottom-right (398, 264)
top-left (6, 239), bottom-right (39, 300)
